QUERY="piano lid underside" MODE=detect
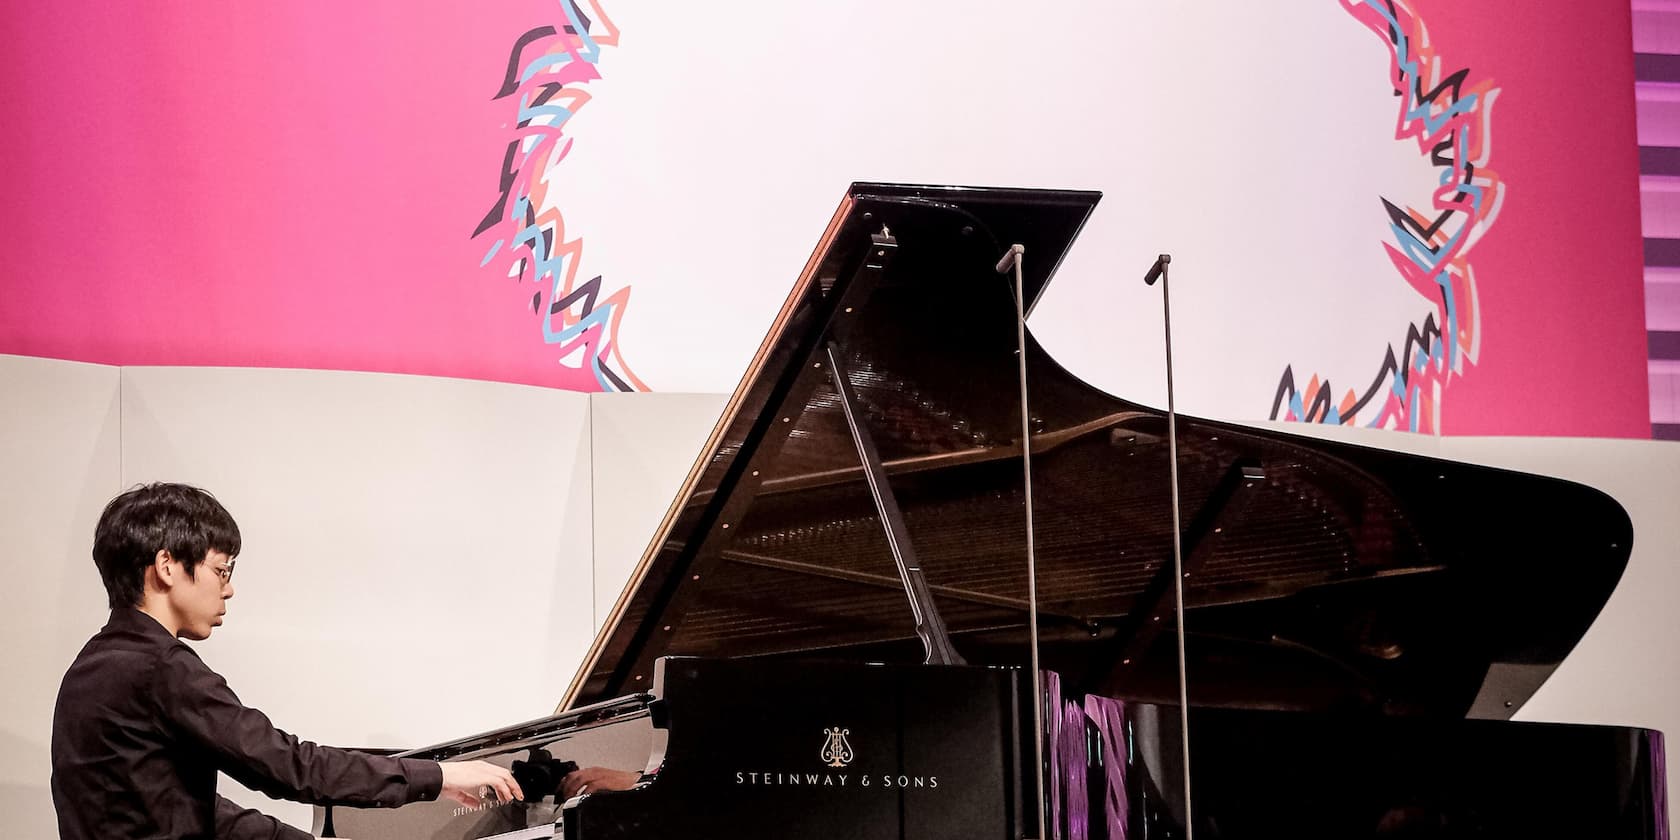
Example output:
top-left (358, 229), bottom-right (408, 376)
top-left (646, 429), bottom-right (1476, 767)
top-left (571, 185), bottom-right (1632, 719)
top-left (675, 413), bottom-right (1428, 655)
top-left (659, 382), bottom-right (1625, 715)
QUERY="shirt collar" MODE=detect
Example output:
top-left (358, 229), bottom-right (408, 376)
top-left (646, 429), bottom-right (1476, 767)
top-left (106, 606), bottom-right (179, 642)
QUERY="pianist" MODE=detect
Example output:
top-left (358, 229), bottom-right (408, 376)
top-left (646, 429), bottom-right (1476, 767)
top-left (50, 483), bottom-right (523, 840)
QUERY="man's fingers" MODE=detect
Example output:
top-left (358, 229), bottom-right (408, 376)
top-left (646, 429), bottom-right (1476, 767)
top-left (439, 759), bottom-right (525, 804)
top-left (567, 766), bottom-right (639, 799)
top-left (488, 765), bottom-right (521, 802)
top-left (561, 771), bottom-right (590, 799)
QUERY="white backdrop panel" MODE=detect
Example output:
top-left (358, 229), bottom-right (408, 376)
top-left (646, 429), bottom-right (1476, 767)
top-left (0, 355), bottom-right (122, 839)
top-left (566, 2), bottom-right (1439, 421)
top-left (118, 366), bottom-right (595, 828)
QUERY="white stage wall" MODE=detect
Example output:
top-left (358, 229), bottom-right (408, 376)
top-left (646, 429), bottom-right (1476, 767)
top-left (1448, 437), bottom-right (1680, 744)
top-left (3, 358), bottom-right (1675, 832)
top-left (589, 393), bottom-right (729, 632)
top-left (0, 356), bottom-right (121, 840)
top-left (1, 360), bottom-right (600, 832)
top-left (1275, 421), bottom-right (1680, 815)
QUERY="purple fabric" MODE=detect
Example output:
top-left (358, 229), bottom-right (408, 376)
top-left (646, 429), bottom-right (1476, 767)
top-left (1652, 730), bottom-right (1669, 840)
top-left (1040, 672), bottom-right (1132, 839)
top-left (1083, 694), bottom-right (1129, 840)
top-left (1059, 698), bottom-right (1091, 840)
top-left (1042, 671), bottom-right (1065, 840)
top-left (1043, 671), bottom-right (1099, 840)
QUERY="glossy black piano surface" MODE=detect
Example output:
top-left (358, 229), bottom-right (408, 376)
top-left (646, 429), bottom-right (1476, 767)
top-left (1047, 674), bottom-right (1667, 839)
top-left (323, 184), bottom-right (1667, 839)
top-left (566, 658), bottom-right (1024, 840)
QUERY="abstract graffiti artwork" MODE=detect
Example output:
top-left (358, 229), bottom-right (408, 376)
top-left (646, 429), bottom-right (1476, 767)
top-left (474, 0), bottom-right (647, 392)
top-left (0, 1), bottom-right (1644, 433)
top-left (1271, 0), bottom-right (1502, 432)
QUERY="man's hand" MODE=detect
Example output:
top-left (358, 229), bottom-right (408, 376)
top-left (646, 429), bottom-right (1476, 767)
top-left (560, 766), bottom-right (642, 800)
top-left (439, 759), bottom-right (523, 807)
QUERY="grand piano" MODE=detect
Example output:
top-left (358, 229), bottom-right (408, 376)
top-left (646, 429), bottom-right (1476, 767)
top-left (324, 184), bottom-right (1668, 839)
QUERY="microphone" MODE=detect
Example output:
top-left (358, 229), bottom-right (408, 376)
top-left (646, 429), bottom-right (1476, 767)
top-left (1143, 253), bottom-right (1171, 285)
top-left (995, 243), bottom-right (1024, 274)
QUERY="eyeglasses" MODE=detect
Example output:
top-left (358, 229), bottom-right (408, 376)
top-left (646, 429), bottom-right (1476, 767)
top-left (207, 559), bottom-right (236, 584)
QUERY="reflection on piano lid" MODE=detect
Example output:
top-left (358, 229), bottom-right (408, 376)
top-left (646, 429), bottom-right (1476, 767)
top-left (324, 184), bottom-right (1665, 840)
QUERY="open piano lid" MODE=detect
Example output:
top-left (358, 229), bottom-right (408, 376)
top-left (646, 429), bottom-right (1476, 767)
top-left (564, 183), bottom-right (1633, 721)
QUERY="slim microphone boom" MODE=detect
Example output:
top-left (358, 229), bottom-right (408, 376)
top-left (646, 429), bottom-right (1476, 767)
top-left (1144, 253), bottom-right (1171, 286)
top-left (995, 243), bottom-right (1024, 274)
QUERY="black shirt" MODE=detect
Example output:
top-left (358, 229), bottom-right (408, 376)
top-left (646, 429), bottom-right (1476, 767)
top-left (52, 608), bottom-right (443, 840)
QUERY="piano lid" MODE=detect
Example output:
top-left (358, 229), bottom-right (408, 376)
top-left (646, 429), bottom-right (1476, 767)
top-left (563, 184), bottom-right (1633, 721)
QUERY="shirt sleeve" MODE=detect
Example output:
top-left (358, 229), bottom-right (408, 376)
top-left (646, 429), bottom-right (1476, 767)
top-left (214, 795), bottom-right (313, 840)
top-left (154, 645), bottom-right (445, 809)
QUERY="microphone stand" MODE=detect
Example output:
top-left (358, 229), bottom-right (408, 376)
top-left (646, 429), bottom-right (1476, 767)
top-left (996, 243), bottom-right (1048, 840)
top-left (1144, 253), bottom-right (1195, 840)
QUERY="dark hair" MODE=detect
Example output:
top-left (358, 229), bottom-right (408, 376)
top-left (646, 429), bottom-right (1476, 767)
top-left (93, 483), bottom-right (242, 609)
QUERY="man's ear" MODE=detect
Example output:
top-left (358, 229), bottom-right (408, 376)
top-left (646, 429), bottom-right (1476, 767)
top-left (149, 549), bottom-right (176, 590)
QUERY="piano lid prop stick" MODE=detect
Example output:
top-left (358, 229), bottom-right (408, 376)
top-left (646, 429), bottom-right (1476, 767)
top-left (998, 241), bottom-right (1047, 840)
top-left (1146, 252), bottom-right (1196, 839)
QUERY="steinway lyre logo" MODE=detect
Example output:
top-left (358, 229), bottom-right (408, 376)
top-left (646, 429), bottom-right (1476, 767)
top-left (821, 727), bottom-right (854, 768)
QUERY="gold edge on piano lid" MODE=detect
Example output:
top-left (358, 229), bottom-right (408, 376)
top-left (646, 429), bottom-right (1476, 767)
top-left (557, 193), bottom-right (858, 713)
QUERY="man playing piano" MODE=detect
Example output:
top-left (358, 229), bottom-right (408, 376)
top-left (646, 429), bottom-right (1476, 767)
top-left (50, 483), bottom-right (523, 840)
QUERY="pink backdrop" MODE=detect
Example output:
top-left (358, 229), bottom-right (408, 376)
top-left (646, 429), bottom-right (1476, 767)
top-left (1419, 3), bottom-right (1649, 437)
top-left (0, 1), bottom-right (636, 392)
top-left (0, 1), bottom-right (1653, 435)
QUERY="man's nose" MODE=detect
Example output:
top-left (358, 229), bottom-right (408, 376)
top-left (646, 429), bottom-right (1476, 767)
top-left (223, 583), bottom-right (235, 599)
